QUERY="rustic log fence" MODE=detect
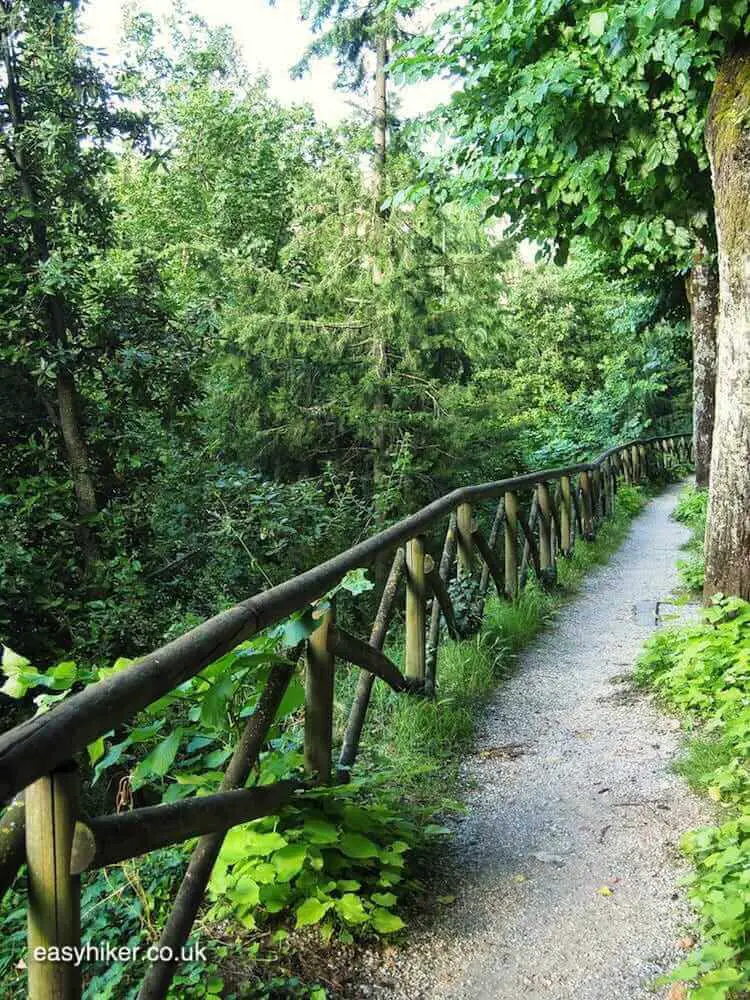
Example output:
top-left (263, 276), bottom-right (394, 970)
top-left (0, 433), bottom-right (691, 998)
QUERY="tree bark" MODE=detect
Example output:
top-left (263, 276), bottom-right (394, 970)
top-left (371, 30), bottom-right (390, 588)
top-left (57, 372), bottom-right (101, 568)
top-left (703, 46), bottom-right (750, 600)
top-left (685, 260), bottom-right (718, 488)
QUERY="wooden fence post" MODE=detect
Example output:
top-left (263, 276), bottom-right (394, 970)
top-left (591, 468), bottom-right (601, 522)
top-left (305, 607), bottom-right (335, 784)
top-left (536, 483), bottom-right (553, 580)
top-left (606, 458), bottom-right (615, 512)
top-left (580, 471), bottom-right (595, 540)
top-left (638, 443), bottom-right (648, 481)
top-left (622, 448), bottom-right (631, 484)
top-left (405, 536), bottom-right (426, 683)
top-left (560, 474), bottom-right (572, 555)
top-left (456, 502), bottom-right (473, 578)
top-left (26, 762), bottom-right (81, 1000)
top-left (504, 490), bottom-right (518, 598)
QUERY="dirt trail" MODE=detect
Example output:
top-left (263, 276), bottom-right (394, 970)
top-left (370, 484), bottom-right (710, 1000)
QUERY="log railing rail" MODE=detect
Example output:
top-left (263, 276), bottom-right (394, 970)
top-left (0, 433), bottom-right (691, 998)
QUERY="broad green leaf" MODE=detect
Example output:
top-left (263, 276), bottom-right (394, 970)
top-left (87, 736), bottom-right (105, 764)
top-left (295, 896), bottom-right (332, 928)
top-left (371, 892), bottom-right (397, 907)
top-left (335, 893), bottom-right (368, 924)
top-left (371, 907), bottom-right (405, 933)
top-left (130, 729), bottom-right (182, 789)
top-left (339, 568), bottom-right (374, 595)
top-left (200, 675), bottom-right (235, 729)
top-left (588, 11), bottom-right (608, 37)
top-left (303, 818), bottom-right (340, 844)
top-left (339, 833), bottom-right (379, 859)
top-left (272, 843), bottom-right (307, 882)
top-left (232, 875), bottom-right (260, 905)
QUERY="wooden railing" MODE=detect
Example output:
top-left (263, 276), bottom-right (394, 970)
top-left (0, 433), bottom-right (692, 998)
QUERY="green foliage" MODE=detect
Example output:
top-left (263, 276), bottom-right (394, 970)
top-left (397, 0), bottom-right (743, 273)
top-left (1, 847), bottom-right (229, 999)
top-left (673, 485), bottom-right (709, 593)
top-left (0, 1), bottom-right (688, 669)
top-left (206, 794), bottom-right (413, 940)
top-left (636, 597), bottom-right (750, 999)
top-left (675, 485), bottom-right (710, 534)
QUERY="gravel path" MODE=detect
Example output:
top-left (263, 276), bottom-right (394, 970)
top-left (370, 484), bottom-right (711, 1000)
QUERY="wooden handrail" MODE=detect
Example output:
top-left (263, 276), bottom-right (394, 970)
top-left (71, 781), bottom-right (302, 873)
top-left (0, 432), bottom-right (691, 807)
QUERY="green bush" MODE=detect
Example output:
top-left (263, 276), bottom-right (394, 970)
top-left (636, 597), bottom-right (750, 1000)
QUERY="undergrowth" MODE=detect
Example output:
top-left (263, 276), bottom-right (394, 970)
top-left (636, 594), bottom-right (750, 1000)
top-left (673, 484), bottom-right (708, 594)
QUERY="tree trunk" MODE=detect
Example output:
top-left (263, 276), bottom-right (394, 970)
top-left (685, 260), bottom-right (718, 488)
top-left (57, 372), bottom-right (101, 569)
top-left (703, 46), bottom-right (750, 600)
top-left (371, 30), bottom-right (390, 589)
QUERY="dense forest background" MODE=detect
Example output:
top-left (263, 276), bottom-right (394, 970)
top-left (0, 6), bottom-right (691, 669)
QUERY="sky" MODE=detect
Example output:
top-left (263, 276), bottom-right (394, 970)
top-left (80, 0), bottom-right (454, 124)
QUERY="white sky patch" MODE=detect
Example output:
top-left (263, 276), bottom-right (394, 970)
top-left (80, 0), bottom-right (455, 124)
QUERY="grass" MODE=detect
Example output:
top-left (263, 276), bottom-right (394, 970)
top-left (675, 733), bottom-right (733, 793)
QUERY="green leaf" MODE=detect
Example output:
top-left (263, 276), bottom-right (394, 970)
top-left (335, 893), bottom-right (369, 924)
top-left (295, 896), bottom-right (333, 928)
top-left (87, 736), bottom-right (105, 764)
top-left (339, 568), bottom-right (375, 595)
top-left (221, 827), bottom-right (288, 864)
top-left (93, 738), bottom-right (131, 784)
top-left (588, 11), bottom-right (608, 37)
top-left (131, 729), bottom-right (182, 789)
top-left (339, 833), bottom-right (379, 859)
top-left (303, 818), bottom-right (340, 844)
top-left (231, 875), bottom-right (260, 905)
top-left (274, 676), bottom-right (305, 720)
top-left (371, 907), bottom-right (405, 933)
top-left (272, 843), bottom-right (307, 882)
top-left (200, 675), bottom-right (235, 729)
top-left (371, 892), bottom-right (397, 907)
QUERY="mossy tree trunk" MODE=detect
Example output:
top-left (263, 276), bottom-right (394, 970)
top-left (704, 45), bottom-right (750, 600)
top-left (685, 258), bottom-right (718, 488)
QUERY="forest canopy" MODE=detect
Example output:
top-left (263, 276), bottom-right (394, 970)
top-left (0, 2), bottom-right (691, 666)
